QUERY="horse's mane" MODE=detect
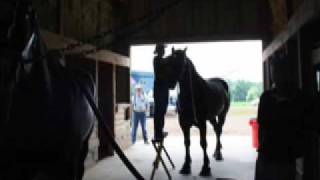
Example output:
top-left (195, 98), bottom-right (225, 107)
top-left (185, 57), bottom-right (204, 83)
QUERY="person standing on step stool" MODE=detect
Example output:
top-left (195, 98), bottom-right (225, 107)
top-left (131, 84), bottom-right (149, 144)
top-left (153, 43), bottom-right (169, 141)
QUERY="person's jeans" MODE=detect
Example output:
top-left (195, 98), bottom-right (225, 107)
top-left (131, 111), bottom-right (148, 144)
top-left (153, 84), bottom-right (169, 139)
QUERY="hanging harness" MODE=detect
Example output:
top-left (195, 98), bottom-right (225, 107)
top-left (78, 82), bottom-right (145, 180)
top-left (2, 1), bottom-right (146, 178)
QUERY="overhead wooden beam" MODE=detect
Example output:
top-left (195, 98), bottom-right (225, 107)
top-left (41, 30), bottom-right (130, 67)
top-left (268, 0), bottom-right (288, 35)
top-left (263, 0), bottom-right (320, 61)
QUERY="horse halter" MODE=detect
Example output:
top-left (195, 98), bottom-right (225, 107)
top-left (171, 49), bottom-right (187, 81)
top-left (8, 0), bottom-right (39, 64)
top-left (173, 49), bottom-right (199, 124)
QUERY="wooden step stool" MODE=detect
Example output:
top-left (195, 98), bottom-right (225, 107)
top-left (150, 137), bottom-right (175, 180)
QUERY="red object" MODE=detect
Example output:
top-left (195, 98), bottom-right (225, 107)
top-left (249, 118), bottom-right (259, 149)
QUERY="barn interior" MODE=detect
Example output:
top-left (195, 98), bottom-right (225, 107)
top-left (1, 0), bottom-right (320, 180)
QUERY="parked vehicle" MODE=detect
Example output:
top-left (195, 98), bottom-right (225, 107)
top-left (147, 96), bottom-right (155, 117)
top-left (146, 90), bottom-right (177, 117)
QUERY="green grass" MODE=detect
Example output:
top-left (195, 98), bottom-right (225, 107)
top-left (231, 101), bottom-right (251, 107)
top-left (229, 101), bottom-right (257, 117)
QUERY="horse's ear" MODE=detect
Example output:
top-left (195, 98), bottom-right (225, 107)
top-left (184, 47), bottom-right (188, 53)
top-left (172, 47), bottom-right (175, 53)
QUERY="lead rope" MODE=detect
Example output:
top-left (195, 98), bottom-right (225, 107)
top-left (77, 81), bottom-right (145, 180)
top-left (187, 60), bottom-right (198, 124)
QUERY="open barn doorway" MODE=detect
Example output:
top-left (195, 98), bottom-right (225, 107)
top-left (130, 41), bottom-right (263, 140)
top-left (129, 41), bottom-right (263, 178)
top-left (84, 41), bottom-right (263, 180)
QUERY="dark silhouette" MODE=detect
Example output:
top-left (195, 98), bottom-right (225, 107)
top-left (165, 47), bottom-right (230, 176)
top-left (153, 43), bottom-right (170, 141)
top-left (0, 1), bottom-right (95, 179)
top-left (255, 54), bottom-right (307, 180)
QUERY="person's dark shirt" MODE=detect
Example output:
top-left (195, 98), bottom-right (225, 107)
top-left (153, 55), bottom-right (168, 84)
top-left (257, 88), bottom-right (306, 162)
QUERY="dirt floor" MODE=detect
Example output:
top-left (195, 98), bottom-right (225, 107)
top-left (84, 136), bottom-right (257, 180)
top-left (84, 105), bottom-right (259, 180)
top-left (137, 105), bottom-right (258, 140)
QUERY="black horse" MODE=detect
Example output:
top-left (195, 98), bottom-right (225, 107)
top-left (166, 47), bottom-right (230, 176)
top-left (0, 1), bottom-right (95, 179)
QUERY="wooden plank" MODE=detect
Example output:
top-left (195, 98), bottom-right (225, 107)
top-left (268, 0), bottom-right (288, 35)
top-left (263, 0), bottom-right (320, 61)
top-left (41, 30), bottom-right (130, 67)
top-left (98, 62), bottom-right (115, 158)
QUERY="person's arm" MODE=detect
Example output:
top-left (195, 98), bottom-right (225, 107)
top-left (144, 94), bottom-right (149, 112)
top-left (131, 95), bottom-right (136, 112)
top-left (257, 93), bottom-right (265, 124)
top-left (257, 92), bottom-right (268, 151)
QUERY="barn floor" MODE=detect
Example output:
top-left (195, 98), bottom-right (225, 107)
top-left (84, 135), bottom-right (257, 180)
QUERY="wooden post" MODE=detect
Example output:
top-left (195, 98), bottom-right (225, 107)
top-left (57, 0), bottom-right (64, 35)
top-left (98, 62), bottom-right (115, 159)
top-left (299, 25), bottom-right (319, 180)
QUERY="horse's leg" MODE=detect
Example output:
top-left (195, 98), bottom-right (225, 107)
top-left (179, 125), bottom-right (192, 175)
top-left (214, 109), bottom-right (228, 161)
top-left (210, 116), bottom-right (222, 161)
top-left (199, 123), bottom-right (211, 177)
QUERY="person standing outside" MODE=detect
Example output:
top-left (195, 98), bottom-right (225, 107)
top-left (153, 43), bottom-right (169, 141)
top-left (131, 84), bottom-right (149, 144)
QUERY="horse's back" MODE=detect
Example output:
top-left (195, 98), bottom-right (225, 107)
top-left (205, 78), bottom-right (230, 116)
top-left (0, 50), bottom-right (95, 179)
top-left (47, 50), bottom-right (95, 145)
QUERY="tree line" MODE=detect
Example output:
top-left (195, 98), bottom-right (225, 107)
top-left (226, 80), bottom-right (263, 102)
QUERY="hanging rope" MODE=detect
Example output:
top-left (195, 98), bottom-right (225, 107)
top-left (77, 79), bottom-right (145, 180)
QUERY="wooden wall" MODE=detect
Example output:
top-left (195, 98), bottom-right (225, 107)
top-left (267, 0), bottom-right (305, 39)
top-left (128, 0), bottom-right (271, 44)
top-left (34, 0), bottom-right (116, 39)
top-left (43, 31), bottom-right (131, 166)
top-left (262, 1), bottom-right (320, 179)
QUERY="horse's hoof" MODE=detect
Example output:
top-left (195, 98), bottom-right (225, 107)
top-left (199, 166), bottom-right (211, 177)
top-left (179, 164), bottom-right (191, 175)
top-left (213, 152), bottom-right (224, 161)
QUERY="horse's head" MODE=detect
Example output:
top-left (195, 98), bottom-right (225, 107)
top-left (166, 47), bottom-right (188, 88)
top-left (1, 0), bottom-right (46, 79)
top-left (0, 1), bottom-right (42, 123)
top-left (0, 0), bottom-right (35, 53)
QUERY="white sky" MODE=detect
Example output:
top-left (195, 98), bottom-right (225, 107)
top-left (130, 41), bottom-right (263, 82)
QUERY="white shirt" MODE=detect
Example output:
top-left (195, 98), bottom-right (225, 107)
top-left (133, 93), bottom-right (148, 112)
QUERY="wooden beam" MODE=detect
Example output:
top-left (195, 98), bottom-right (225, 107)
top-left (268, 0), bottom-right (288, 35)
top-left (41, 30), bottom-right (130, 67)
top-left (263, 0), bottom-right (320, 61)
top-left (57, 0), bottom-right (64, 35)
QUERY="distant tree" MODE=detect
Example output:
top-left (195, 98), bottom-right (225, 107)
top-left (246, 84), bottom-right (263, 102)
top-left (232, 80), bottom-right (252, 102)
top-left (226, 80), bottom-right (262, 102)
